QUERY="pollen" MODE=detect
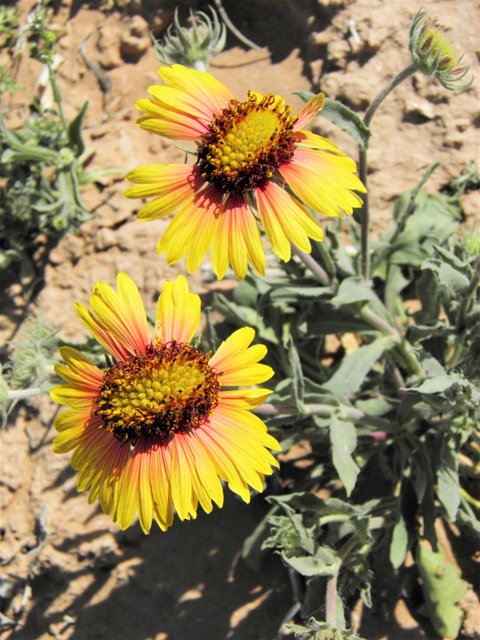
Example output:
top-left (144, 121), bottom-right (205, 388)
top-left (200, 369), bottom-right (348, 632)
top-left (197, 91), bottom-right (298, 195)
top-left (94, 342), bottom-right (220, 445)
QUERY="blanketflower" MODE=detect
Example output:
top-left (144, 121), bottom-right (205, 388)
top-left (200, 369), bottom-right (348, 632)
top-left (125, 64), bottom-right (366, 279)
top-left (50, 273), bottom-right (280, 534)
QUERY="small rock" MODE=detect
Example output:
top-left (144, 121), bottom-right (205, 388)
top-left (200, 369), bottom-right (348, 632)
top-left (97, 17), bottom-right (123, 69)
top-left (404, 99), bottom-right (436, 120)
top-left (120, 16), bottom-right (150, 62)
top-left (95, 227), bottom-right (118, 251)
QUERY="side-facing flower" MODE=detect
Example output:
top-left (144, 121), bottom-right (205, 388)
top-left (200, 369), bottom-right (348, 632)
top-left (409, 9), bottom-right (473, 91)
top-left (50, 274), bottom-right (280, 534)
top-left (125, 64), bottom-right (366, 280)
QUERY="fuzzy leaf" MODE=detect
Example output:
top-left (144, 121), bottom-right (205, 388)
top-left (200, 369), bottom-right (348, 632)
top-left (282, 547), bottom-right (337, 577)
top-left (422, 259), bottom-right (470, 295)
top-left (329, 414), bottom-right (360, 496)
top-left (324, 336), bottom-right (395, 397)
top-left (330, 277), bottom-right (377, 307)
top-left (413, 373), bottom-right (464, 394)
top-left (390, 515), bottom-right (409, 569)
top-left (437, 438), bottom-right (460, 521)
top-left (68, 100), bottom-right (88, 157)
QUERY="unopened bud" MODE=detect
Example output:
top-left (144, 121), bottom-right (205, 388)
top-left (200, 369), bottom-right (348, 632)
top-left (151, 7), bottom-right (226, 72)
top-left (409, 9), bottom-right (473, 91)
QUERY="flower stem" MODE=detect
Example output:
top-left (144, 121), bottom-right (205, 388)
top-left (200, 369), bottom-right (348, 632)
top-left (7, 387), bottom-right (43, 401)
top-left (325, 534), bottom-right (358, 629)
top-left (255, 402), bottom-right (395, 431)
top-left (359, 63), bottom-right (418, 280)
top-left (291, 243), bottom-right (330, 285)
top-left (456, 257), bottom-right (480, 334)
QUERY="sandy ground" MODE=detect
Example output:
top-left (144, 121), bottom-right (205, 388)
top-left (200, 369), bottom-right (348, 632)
top-left (1, 0), bottom-right (479, 638)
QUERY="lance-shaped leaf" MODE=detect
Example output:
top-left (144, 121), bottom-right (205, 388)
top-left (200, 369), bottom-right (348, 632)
top-left (437, 437), bottom-right (460, 522)
top-left (329, 414), bottom-right (360, 496)
top-left (324, 336), bottom-right (395, 397)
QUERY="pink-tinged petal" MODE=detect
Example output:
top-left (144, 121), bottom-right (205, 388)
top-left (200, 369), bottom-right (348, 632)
top-left (89, 274), bottom-right (149, 356)
top-left (159, 65), bottom-right (233, 119)
top-left (214, 404), bottom-right (281, 452)
top-left (54, 407), bottom-right (90, 433)
top-left (90, 436), bottom-right (130, 517)
top-left (169, 433), bottom-right (197, 521)
top-left (293, 148), bottom-right (365, 190)
top-left (255, 183), bottom-right (293, 262)
top-left (181, 435), bottom-right (224, 510)
top-left (294, 130), bottom-right (343, 153)
top-left (210, 406), bottom-right (280, 467)
top-left (195, 426), bottom-right (251, 502)
top-left (209, 327), bottom-right (255, 372)
top-left (149, 438), bottom-right (174, 531)
top-left (218, 388), bottom-right (273, 409)
top-left (117, 273), bottom-right (150, 349)
top-left (75, 303), bottom-right (132, 362)
top-left (220, 363), bottom-right (274, 387)
top-left (115, 437), bottom-right (156, 533)
top-left (49, 384), bottom-right (98, 408)
top-left (173, 434), bottom-right (217, 514)
top-left (185, 187), bottom-right (223, 274)
top-left (157, 185), bottom-right (223, 274)
top-left (135, 102), bottom-right (206, 140)
top-left (210, 195), bottom-right (265, 280)
top-left (256, 181), bottom-right (324, 257)
top-left (156, 275), bottom-right (201, 345)
top-left (125, 163), bottom-right (201, 190)
top-left (148, 85), bottom-right (216, 122)
top-left (280, 148), bottom-right (365, 217)
top-left (125, 165), bottom-right (204, 221)
top-left (53, 363), bottom-right (101, 395)
top-left (206, 419), bottom-right (270, 489)
top-left (70, 416), bottom-right (109, 469)
top-left (54, 347), bottom-right (103, 393)
top-left (293, 93), bottom-right (325, 131)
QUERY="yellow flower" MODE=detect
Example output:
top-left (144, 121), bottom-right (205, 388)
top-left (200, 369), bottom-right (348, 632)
top-left (125, 65), bottom-right (366, 279)
top-left (50, 274), bottom-right (280, 534)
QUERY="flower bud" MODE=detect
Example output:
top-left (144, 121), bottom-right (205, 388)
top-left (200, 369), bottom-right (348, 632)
top-left (408, 9), bottom-right (473, 91)
top-left (151, 7), bottom-right (226, 72)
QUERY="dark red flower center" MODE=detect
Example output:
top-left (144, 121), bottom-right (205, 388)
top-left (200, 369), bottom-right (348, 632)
top-left (94, 342), bottom-right (220, 445)
top-left (196, 91), bottom-right (297, 196)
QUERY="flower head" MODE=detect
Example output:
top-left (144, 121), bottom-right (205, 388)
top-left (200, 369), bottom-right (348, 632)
top-left (50, 274), bottom-right (280, 533)
top-left (125, 65), bottom-right (366, 280)
top-left (409, 9), bottom-right (473, 91)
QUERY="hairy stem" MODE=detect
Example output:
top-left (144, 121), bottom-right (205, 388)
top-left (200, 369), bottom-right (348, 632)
top-left (291, 244), bottom-right (330, 285)
top-left (359, 63), bottom-right (418, 280)
top-left (255, 402), bottom-right (394, 431)
top-left (7, 387), bottom-right (43, 401)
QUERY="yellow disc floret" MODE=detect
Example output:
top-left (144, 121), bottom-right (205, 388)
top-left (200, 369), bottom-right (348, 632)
top-left (197, 91), bottom-right (298, 195)
top-left (94, 342), bottom-right (220, 445)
